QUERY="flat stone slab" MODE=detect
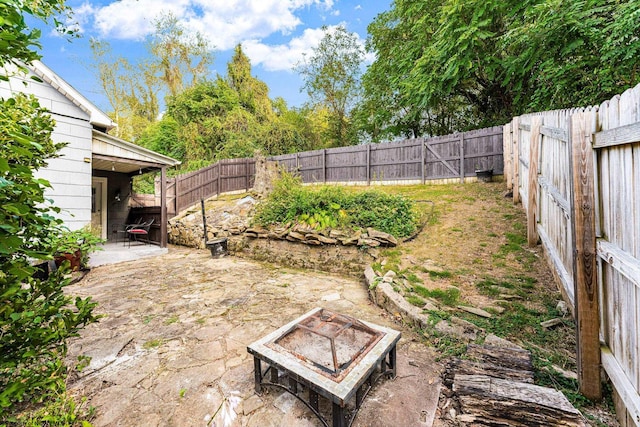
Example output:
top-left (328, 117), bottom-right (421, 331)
top-left (66, 246), bottom-right (442, 427)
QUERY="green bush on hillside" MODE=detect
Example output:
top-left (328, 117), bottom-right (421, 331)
top-left (252, 171), bottom-right (418, 238)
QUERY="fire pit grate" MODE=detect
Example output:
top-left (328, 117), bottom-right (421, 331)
top-left (270, 309), bottom-right (384, 380)
top-left (248, 308), bottom-right (401, 427)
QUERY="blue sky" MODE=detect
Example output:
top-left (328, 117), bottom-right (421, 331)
top-left (33, 0), bottom-right (391, 113)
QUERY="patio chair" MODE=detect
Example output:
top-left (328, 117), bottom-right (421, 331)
top-left (127, 219), bottom-right (154, 247)
top-left (118, 217), bottom-right (144, 245)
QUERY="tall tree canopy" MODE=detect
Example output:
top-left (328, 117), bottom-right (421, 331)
top-left (359, 0), bottom-right (640, 139)
top-left (138, 45), bottom-right (329, 169)
top-left (90, 12), bottom-right (213, 141)
top-left (296, 25), bottom-right (365, 147)
top-left (149, 12), bottom-right (213, 99)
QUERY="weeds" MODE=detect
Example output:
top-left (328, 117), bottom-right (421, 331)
top-left (143, 339), bottom-right (163, 350)
top-left (405, 295), bottom-right (426, 307)
top-left (414, 286), bottom-right (460, 306)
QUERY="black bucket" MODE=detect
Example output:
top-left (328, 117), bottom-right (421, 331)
top-left (206, 238), bottom-right (228, 258)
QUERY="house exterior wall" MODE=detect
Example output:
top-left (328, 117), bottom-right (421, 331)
top-left (0, 70), bottom-right (94, 231)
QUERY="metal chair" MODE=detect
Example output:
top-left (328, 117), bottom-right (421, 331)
top-left (119, 218), bottom-right (144, 245)
top-left (127, 219), bottom-right (154, 246)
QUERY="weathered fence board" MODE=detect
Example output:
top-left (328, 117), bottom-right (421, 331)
top-left (505, 83), bottom-right (640, 426)
top-left (165, 126), bottom-right (504, 216)
top-left (271, 126), bottom-right (503, 185)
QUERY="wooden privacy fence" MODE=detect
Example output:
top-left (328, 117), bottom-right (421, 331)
top-left (162, 158), bottom-right (256, 215)
top-left (504, 83), bottom-right (640, 427)
top-left (270, 126), bottom-right (503, 184)
top-left (158, 126), bottom-right (504, 215)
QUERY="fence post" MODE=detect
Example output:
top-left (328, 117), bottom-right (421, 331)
top-left (215, 163), bottom-right (220, 198)
top-left (323, 149), bottom-right (327, 183)
top-left (174, 176), bottom-right (180, 214)
top-left (421, 139), bottom-right (425, 184)
top-left (160, 166), bottom-right (167, 248)
top-left (569, 111), bottom-right (601, 401)
top-left (459, 133), bottom-right (465, 183)
top-left (512, 117), bottom-right (521, 204)
top-left (504, 122), bottom-right (513, 191)
top-left (527, 116), bottom-right (542, 247)
top-left (245, 158), bottom-right (250, 191)
top-left (366, 144), bottom-right (371, 185)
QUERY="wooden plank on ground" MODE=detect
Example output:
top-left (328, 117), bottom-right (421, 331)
top-left (454, 375), bottom-right (585, 426)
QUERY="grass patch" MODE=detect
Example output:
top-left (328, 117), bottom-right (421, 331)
top-left (164, 315), bottom-right (179, 325)
top-left (143, 339), bottom-right (163, 350)
top-left (414, 285), bottom-right (460, 306)
top-left (427, 269), bottom-right (453, 279)
top-left (10, 393), bottom-right (95, 427)
top-left (403, 271), bottom-right (423, 284)
top-left (405, 295), bottom-right (426, 307)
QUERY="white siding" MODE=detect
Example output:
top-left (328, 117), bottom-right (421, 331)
top-left (0, 69), bottom-right (93, 231)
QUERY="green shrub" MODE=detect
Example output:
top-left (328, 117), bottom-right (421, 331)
top-left (253, 171), bottom-right (418, 237)
top-left (0, 94), bottom-right (98, 420)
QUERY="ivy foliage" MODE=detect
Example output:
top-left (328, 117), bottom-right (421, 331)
top-left (252, 172), bottom-right (418, 238)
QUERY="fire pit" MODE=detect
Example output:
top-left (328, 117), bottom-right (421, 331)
top-left (247, 308), bottom-right (401, 427)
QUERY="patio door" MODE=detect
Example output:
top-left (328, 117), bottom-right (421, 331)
top-left (91, 177), bottom-right (108, 239)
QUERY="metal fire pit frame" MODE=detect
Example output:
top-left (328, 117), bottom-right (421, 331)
top-left (247, 307), bottom-right (401, 427)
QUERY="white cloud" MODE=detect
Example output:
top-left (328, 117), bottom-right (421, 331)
top-left (242, 26), bottom-right (326, 72)
top-left (354, 5), bottom-right (362, 10)
top-left (243, 25), bottom-right (370, 72)
top-left (50, 1), bottom-right (95, 36)
top-left (86, 0), bottom-right (336, 50)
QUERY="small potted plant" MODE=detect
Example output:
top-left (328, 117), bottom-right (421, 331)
top-left (46, 226), bottom-right (104, 271)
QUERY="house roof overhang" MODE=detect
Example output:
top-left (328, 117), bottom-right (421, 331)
top-left (29, 60), bottom-right (117, 131)
top-left (92, 130), bottom-right (181, 175)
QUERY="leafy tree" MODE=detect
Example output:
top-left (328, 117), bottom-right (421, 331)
top-left (157, 52), bottom-right (330, 166)
top-left (359, 0), bottom-right (640, 139)
top-left (356, 0), bottom-right (477, 140)
top-left (502, 0), bottom-right (640, 111)
top-left (137, 116), bottom-right (182, 159)
top-left (0, 0), bottom-right (73, 78)
top-left (227, 45), bottom-right (274, 122)
top-left (149, 12), bottom-right (213, 99)
top-left (90, 12), bottom-right (212, 140)
top-left (296, 25), bottom-right (365, 147)
top-left (0, 1), bottom-right (98, 420)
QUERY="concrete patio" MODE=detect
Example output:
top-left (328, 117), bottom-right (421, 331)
top-left (68, 246), bottom-right (443, 427)
top-left (88, 242), bottom-right (168, 268)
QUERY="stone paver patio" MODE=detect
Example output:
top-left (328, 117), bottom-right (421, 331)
top-left (68, 246), bottom-right (441, 427)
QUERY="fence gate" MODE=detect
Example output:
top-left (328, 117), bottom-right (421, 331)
top-left (424, 135), bottom-right (464, 182)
